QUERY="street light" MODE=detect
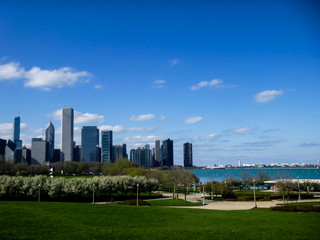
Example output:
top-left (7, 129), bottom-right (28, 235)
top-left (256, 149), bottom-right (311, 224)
top-left (253, 179), bottom-right (257, 208)
top-left (202, 183), bottom-right (205, 205)
top-left (137, 183), bottom-right (139, 206)
top-left (92, 183), bottom-right (95, 204)
top-left (297, 176), bottom-right (301, 201)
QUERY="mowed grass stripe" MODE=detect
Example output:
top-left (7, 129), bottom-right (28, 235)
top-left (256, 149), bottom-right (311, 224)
top-left (0, 201), bottom-right (319, 240)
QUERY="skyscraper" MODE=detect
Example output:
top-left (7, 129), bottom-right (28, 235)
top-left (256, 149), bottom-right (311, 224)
top-left (81, 126), bottom-right (99, 162)
top-left (154, 139), bottom-right (160, 167)
top-left (61, 107), bottom-right (74, 161)
top-left (183, 142), bottom-right (193, 167)
top-left (112, 144), bottom-right (127, 162)
top-left (101, 130), bottom-right (112, 163)
top-left (13, 117), bottom-right (22, 149)
top-left (161, 138), bottom-right (174, 167)
top-left (31, 138), bottom-right (46, 165)
top-left (46, 121), bottom-right (55, 163)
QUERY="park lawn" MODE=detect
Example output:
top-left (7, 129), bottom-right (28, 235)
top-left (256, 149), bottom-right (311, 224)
top-left (0, 201), bottom-right (320, 240)
top-left (148, 198), bottom-right (203, 206)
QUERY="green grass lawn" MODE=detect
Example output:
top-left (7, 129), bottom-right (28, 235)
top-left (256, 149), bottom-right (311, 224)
top-left (0, 201), bottom-right (319, 240)
top-left (148, 199), bottom-right (203, 206)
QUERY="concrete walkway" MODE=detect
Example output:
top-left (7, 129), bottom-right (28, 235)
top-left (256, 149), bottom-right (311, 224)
top-left (160, 192), bottom-right (320, 211)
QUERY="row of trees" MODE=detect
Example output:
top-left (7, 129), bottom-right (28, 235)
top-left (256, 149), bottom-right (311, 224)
top-left (0, 175), bottom-right (159, 200)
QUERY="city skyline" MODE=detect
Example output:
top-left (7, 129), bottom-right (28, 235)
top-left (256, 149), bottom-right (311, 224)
top-left (0, 1), bottom-right (319, 166)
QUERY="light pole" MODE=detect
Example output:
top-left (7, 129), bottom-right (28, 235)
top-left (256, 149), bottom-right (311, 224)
top-left (92, 183), bottom-right (95, 204)
top-left (136, 183), bottom-right (139, 206)
top-left (297, 176), bottom-right (301, 201)
top-left (38, 184), bottom-right (41, 203)
top-left (202, 183), bottom-right (205, 205)
top-left (253, 179), bottom-right (257, 208)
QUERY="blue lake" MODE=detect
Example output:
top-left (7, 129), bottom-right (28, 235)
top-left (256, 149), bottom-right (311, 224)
top-left (190, 168), bottom-right (320, 183)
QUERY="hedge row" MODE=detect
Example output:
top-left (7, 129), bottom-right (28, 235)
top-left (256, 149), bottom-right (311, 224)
top-left (271, 205), bottom-right (320, 212)
top-left (0, 175), bottom-right (159, 199)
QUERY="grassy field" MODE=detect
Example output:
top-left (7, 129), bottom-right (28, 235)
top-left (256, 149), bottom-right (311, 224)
top-left (0, 201), bottom-right (320, 240)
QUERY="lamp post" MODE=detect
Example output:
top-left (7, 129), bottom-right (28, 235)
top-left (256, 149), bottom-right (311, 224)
top-left (253, 179), bottom-right (257, 208)
top-left (136, 183), bottom-right (139, 206)
top-left (92, 183), bottom-right (95, 204)
top-left (38, 184), bottom-right (41, 203)
top-left (202, 183), bottom-right (205, 205)
top-left (297, 176), bottom-right (301, 201)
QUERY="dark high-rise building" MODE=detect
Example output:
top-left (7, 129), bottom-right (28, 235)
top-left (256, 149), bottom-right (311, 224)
top-left (53, 149), bottom-right (61, 163)
top-left (61, 107), bottom-right (74, 161)
top-left (46, 122), bottom-right (55, 163)
top-left (81, 126), bottom-right (99, 162)
top-left (22, 146), bottom-right (31, 164)
top-left (73, 145), bottom-right (82, 162)
top-left (0, 138), bottom-right (6, 157)
top-left (13, 117), bottom-right (22, 149)
top-left (161, 138), bottom-right (174, 167)
top-left (154, 140), bottom-right (160, 167)
top-left (183, 142), bottom-right (193, 167)
top-left (31, 138), bottom-right (46, 165)
top-left (112, 144), bottom-right (127, 162)
top-left (101, 130), bottom-right (112, 163)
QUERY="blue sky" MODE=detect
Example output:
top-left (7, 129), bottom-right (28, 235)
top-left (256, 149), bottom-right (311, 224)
top-left (0, 0), bottom-right (319, 166)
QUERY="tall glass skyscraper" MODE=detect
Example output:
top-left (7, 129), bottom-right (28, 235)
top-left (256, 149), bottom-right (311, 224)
top-left (183, 142), bottom-right (193, 167)
top-left (13, 117), bottom-right (22, 149)
top-left (101, 130), bottom-right (112, 163)
top-left (46, 121), bottom-right (55, 163)
top-left (61, 107), bottom-right (74, 161)
top-left (161, 138), bottom-right (174, 167)
top-left (154, 139), bottom-right (160, 167)
top-left (81, 126), bottom-right (99, 162)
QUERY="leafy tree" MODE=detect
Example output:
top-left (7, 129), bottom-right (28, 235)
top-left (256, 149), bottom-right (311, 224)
top-left (256, 171), bottom-right (270, 189)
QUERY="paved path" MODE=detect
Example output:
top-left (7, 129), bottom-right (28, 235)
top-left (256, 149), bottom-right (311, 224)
top-left (160, 192), bottom-right (320, 210)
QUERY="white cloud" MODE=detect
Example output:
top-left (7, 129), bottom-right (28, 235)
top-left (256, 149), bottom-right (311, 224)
top-left (124, 135), bottom-right (160, 143)
top-left (24, 67), bottom-right (91, 91)
top-left (254, 90), bottom-right (283, 103)
top-left (184, 116), bottom-right (203, 124)
top-left (94, 84), bottom-right (103, 89)
top-left (159, 116), bottom-right (166, 121)
top-left (152, 79), bottom-right (166, 89)
top-left (127, 127), bottom-right (155, 132)
top-left (0, 62), bottom-right (24, 80)
top-left (169, 59), bottom-right (178, 66)
top-left (232, 127), bottom-right (256, 134)
top-left (47, 109), bottom-right (104, 124)
top-left (130, 114), bottom-right (155, 121)
top-left (98, 125), bottom-right (126, 133)
top-left (191, 79), bottom-right (223, 91)
top-left (193, 134), bottom-right (217, 141)
top-left (0, 122), bottom-right (29, 135)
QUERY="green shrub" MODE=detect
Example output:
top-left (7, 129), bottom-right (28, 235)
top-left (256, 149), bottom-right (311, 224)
top-left (271, 205), bottom-right (320, 212)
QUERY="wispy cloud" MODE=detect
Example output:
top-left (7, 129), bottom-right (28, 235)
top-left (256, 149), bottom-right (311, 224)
top-left (94, 84), bottom-right (103, 89)
top-left (130, 114), bottom-right (155, 121)
top-left (169, 59), bottom-right (178, 66)
top-left (254, 90), bottom-right (283, 103)
top-left (159, 116), bottom-right (166, 121)
top-left (184, 116), bottom-right (203, 124)
top-left (235, 139), bottom-right (287, 148)
top-left (47, 109), bottom-right (104, 124)
top-left (152, 79), bottom-right (166, 89)
top-left (0, 61), bottom-right (92, 90)
top-left (191, 79), bottom-right (223, 91)
top-left (298, 143), bottom-right (320, 147)
top-left (193, 134), bottom-right (218, 141)
top-left (224, 127), bottom-right (256, 134)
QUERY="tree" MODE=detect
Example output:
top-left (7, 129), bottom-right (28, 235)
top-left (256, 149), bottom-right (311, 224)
top-left (239, 172), bottom-right (252, 190)
top-left (256, 171), bottom-right (270, 189)
top-left (276, 173), bottom-right (295, 203)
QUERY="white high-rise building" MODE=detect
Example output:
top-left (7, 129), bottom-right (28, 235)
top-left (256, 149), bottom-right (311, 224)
top-left (61, 107), bottom-right (74, 161)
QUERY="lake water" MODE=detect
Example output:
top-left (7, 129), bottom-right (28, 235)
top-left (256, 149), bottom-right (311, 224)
top-left (190, 168), bottom-right (320, 183)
